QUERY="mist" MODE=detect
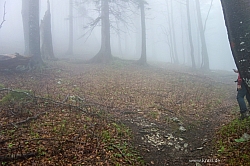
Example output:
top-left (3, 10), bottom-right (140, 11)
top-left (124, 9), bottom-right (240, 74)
top-left (0, 0), bottom-right (235, 71)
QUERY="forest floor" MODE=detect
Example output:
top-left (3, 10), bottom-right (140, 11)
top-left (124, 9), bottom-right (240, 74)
top-left (0, 59), bottom-right (243, 165)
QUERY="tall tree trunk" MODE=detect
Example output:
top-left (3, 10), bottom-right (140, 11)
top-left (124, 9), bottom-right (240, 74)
top-left (180, 3), bottom-right (186, 64)
top-left (138, 1), bottom-right (147, 65)
top-left (90, 0), bottom-right (112, 63)
top-left (170, 0), bottom-right (178, 64)
top-left (134, 13), bottom-right (141, 58)
top-left (41, 0), bottom-right (55, 60)
top-left (29, 0), bottom-right (42, 64)
top-left (22, 0), bottom-right (29, 55)
top-left (67, 0), bottom-right (73, 55)
top-left (196, 0), bottom-right (209, 70)
top-left (166, 1), bottom-right (174, 63)
top-left (186, 0), bottom-right (196, 69)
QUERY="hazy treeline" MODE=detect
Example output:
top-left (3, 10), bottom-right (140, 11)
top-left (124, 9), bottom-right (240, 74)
top-left (0, 0), bottom-right (235, 70)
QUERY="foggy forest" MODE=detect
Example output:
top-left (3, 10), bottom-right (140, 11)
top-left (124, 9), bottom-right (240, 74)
top-left (0, 0), bottom-right (249, 165)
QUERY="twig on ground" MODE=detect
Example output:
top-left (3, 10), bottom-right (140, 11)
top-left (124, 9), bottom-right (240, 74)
top-left (0, 153), bottom-right (38, 162)
top-left (113, 144), bottom-right (132, 165)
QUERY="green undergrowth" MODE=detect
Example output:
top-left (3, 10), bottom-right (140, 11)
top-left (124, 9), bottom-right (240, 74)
top-left (215, 117), bottom-right (250, 165)
top-left (0, 89), bottom-right (32, 105)
top-left (0, 89), bottom-right (144, 165)
top-left (0, 84), bottom-right (4, 88)
top-left (102, 122), bottom-right (144, 165)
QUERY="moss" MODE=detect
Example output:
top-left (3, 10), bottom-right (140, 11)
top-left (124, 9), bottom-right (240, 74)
top-left (0, 84), bottom-right (4, 89)
top-left (0, 89), bottom-right (31, 105)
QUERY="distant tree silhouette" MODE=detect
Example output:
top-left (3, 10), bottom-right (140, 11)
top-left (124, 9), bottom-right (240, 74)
top-left (0, 1), bottom-right (6, 29)
top-left (41, 0), bottom-right (55, 60)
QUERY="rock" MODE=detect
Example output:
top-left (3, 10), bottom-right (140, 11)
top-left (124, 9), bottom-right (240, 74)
top-left (184, 143), bottom-right (188, 148)
top-left (175, 144), bottom-right (181, 150)
top-left (168, 142), bottom-right (173, 146)
top-left (242, 133), bottom-right (250, 141)
top-left (171, 117), bottom-right (179, 122)
top-left (179, 126), bottom-right (186, 132)
top-left (235, 133), bottom-right (250, 142)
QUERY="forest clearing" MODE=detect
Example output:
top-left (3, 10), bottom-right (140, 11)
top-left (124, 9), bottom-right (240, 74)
top-left (1, 0), bottom-right (250, 165)
top-left (1, 60), bottom-right (249, 165)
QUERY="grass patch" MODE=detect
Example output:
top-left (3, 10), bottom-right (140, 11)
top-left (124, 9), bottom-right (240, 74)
top-left (0, 89), bottom-right (31, 105)
top-left (215, 117), bottom-right (250, 165)
top-left (0, 83), bottom-right (4, 88)
top-left (101, 122), bottom-right (144, 165)
top-left (0, 94), bottom-right (144, 165)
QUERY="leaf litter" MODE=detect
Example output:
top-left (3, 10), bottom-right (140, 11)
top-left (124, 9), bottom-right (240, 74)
top-left (0, 61), bottom-right (239, 165)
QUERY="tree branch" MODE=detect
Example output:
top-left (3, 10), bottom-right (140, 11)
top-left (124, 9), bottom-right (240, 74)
top-left (204, 0), bottom-right (214, 32)
top-left (0, 1), bottom-right (6, 29)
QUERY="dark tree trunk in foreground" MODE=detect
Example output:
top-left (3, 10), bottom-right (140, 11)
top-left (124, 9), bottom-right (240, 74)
top-left (41, 0), bottom-right (55, 60)
top-left (29, 0), bottom-right (42, 64)
top-left (196, 0), bottom-right (209, 70)
top-left (138, 1), bottom-right (147, 65)
top-left (22, 0), bottom-right (29, 55)
top-left (221, 0), bottom-right (250, 90)
top-left (186, 0), bottom-right (196, 69)
top-left (90, 0), bottom-right (112, 63)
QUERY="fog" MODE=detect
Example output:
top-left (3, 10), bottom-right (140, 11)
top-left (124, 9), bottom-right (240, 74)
top-left (0, 0), bottom-right (236, 71)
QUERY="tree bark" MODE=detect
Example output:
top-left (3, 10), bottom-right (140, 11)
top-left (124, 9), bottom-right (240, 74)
top-left (186, 0), bottom-right (196, 69)
top-left (41, 0), bottom-right (55, 60)
top-left (28, 0), bottom-right (42, 64)
top-left (90, 0), bottom-right (112, 63)
top-left (196, 0), bottom-right (209, 70)
top-left (220, 0), bottom-right (250, 89)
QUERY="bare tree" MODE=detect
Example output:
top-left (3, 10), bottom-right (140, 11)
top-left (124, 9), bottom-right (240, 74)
top-left (66, 0), bottom-right (74, 55)
top-left (169, 0), bottom-right (179, 64)
top-left (186, 0), bottom-right (196, 69)
top-left (0, 1), bottom-right (6, 29)
top-left (137, 0), bottom-right (147, 65)
top-left (77, 0), bottom-right (131, 63)
top-left (22, 0), bottom-right (29, 55)
top-left (41, 0), bottom-right (55, 60)
top-left (89, 0), bottom-right (112, 63)
top-left (195, 0), bottom-right (209, 70)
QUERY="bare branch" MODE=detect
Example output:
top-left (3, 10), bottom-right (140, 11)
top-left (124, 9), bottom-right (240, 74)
top-left (204, 0), bottom-right (213, 32)
top-left (0, 1), bottom-right (6, 29)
